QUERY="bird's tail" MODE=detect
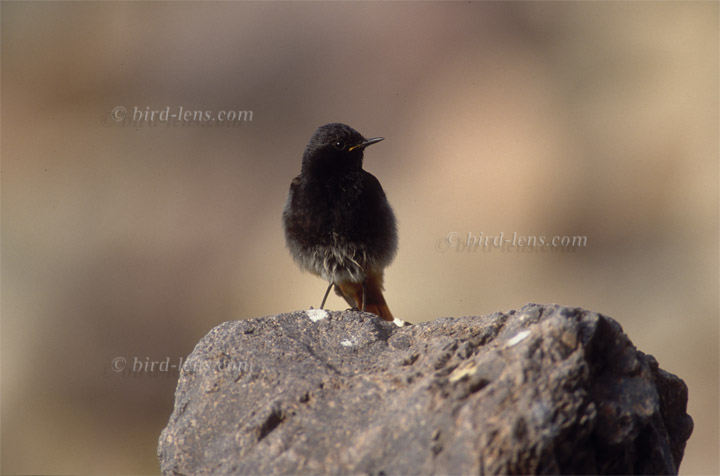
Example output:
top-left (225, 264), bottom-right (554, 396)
top-left (336, 270), bottom-right (393, 321)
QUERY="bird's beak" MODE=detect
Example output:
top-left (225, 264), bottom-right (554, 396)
top-left (348, 137), bottom-right (384, 152)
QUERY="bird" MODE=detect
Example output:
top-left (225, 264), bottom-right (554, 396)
top-left (282, 123), bottom-right (397, 321)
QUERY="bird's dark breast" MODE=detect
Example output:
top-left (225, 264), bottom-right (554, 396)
top-left (282, 173), bottom-right (397, 283)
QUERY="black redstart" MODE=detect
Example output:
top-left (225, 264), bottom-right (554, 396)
top-left (282, 123), bottom-right (397, 321)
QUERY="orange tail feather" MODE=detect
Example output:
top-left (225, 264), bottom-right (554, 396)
top-left (335, 271), bottom-right (393, 321)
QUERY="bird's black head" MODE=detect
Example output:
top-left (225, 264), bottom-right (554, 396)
top-left (300, 123), bottom-right (384, 179)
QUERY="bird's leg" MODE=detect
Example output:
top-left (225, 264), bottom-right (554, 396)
top-left (320, 283), bottom-right (334, 310)
top-left (361, 280), bottom-right (367, 312)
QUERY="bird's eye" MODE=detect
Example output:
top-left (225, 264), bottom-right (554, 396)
top-left (333, 140), bottom-right (346, 151)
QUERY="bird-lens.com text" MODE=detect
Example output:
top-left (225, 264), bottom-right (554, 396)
top-left (104, 105), bottom-right (253, 126)
top-left (436, 231), bottom-right (588, 252)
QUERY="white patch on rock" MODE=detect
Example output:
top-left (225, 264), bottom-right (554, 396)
top-left (306, 309), bottom-right (329, 322)
top-left (393, 317), bottom-right (408, 327)
top-left (340, 339), bottom-right (355, 347)
top-left (507, 329), bottom-right (531, 347)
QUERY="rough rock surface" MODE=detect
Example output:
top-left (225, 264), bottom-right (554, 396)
top-left (158, 304), bottom-right (693, 475)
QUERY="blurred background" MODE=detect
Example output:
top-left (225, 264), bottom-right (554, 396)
top-left (1, 2), bottom-right (717, 474)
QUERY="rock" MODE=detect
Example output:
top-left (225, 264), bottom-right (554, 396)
top-left (158, 304), bottom-right (693, 475)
